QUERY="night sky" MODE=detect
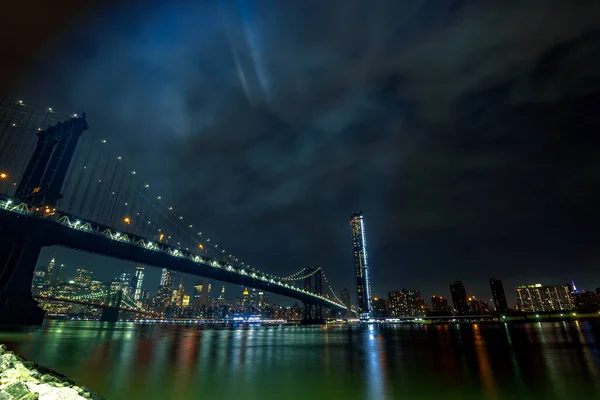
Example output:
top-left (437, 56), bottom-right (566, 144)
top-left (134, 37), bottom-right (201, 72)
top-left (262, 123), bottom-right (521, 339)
top-left (2, 1), bottom-right (600, 306)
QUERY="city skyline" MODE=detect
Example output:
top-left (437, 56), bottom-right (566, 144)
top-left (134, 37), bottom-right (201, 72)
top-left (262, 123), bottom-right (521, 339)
top-left (35, 249), bottom-right (599, 314)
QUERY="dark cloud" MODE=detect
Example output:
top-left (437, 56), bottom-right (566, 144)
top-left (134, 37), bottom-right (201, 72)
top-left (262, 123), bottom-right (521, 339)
top-left (3, 1), bottom-right (600, 305)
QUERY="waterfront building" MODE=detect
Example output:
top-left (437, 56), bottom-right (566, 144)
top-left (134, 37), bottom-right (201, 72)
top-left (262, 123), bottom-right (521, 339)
top-left (489, 278), bottom-right (509, 314)
top-left (430, 295), bottom-right (451, 313)
top-left (182, 295), bottom-right (190, 308)
top-left (132, 266), bottom-right (145, 301)
top-left (467, 296), bottom-right (490, 314)
top-left (350, 212), bottom-right (372, 318)
top-left (450, 281), bottom-right (469, 315)
top-left (388, 289), bottom-right (423, 317)
top-left (371, 297), bottom-right (388, 318)
top-left (516, 283), bottom-right (574, 312)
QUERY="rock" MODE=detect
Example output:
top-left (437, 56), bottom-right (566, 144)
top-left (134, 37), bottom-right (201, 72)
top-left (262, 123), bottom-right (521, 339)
top-left (1, 364), bottom-right (40, 385)
top-left (26, 384), bottom-right (81, 400)
top-left (1, 354), bottom-right (18, 368)
top-left (0, 381), bottom-right (32, 399)
top-left (0, 345), bottom-right (101, 399)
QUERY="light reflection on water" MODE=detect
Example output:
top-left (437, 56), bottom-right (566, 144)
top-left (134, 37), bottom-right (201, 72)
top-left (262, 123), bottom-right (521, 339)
top-left (0, 321), bottom-right (599, 399)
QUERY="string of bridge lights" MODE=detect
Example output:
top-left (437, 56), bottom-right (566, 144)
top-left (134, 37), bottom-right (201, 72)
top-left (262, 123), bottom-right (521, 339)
top-left (10, 99), bottom-right (260, 276)
top-left (321, 270), bottom-right (344, 304)
top-left (281, 268), bottom-right (309, 281)
top-left (89, 134), bottom-right (258, 275)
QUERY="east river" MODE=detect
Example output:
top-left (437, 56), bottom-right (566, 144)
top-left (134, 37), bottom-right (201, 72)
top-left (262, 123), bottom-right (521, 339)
top-left (1, 321), bottom-right (599, 399)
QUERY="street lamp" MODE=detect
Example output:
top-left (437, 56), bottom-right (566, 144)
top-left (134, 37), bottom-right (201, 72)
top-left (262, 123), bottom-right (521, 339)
top-left (0, 172), bottom-right (7, 180)
top-left (123, 217), bottom-right (131, 224)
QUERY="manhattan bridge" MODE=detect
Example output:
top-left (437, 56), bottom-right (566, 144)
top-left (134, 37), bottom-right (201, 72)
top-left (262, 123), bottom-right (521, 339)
top-left (0, 98), bottom-right (347, 325)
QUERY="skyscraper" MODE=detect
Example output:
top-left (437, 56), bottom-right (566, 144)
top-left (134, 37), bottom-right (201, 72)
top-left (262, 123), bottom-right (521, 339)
top-left (132, 266), bottom-right (145, 301)
top-left (489, 278), bottom-right (509, 314)
top-left (74, 269), bottom-right (93, 292)
top-left (119, 272), bottom-right (132, 296)
top-left (450, 281), bottom-right (469, 315)
top-left (350, 212), bottom-right (372, 318)
top-left (340, 288), bottom-right (352, 318)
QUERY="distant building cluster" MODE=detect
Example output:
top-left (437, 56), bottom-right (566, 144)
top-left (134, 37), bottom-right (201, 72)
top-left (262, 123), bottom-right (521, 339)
top-left (347, 213), bottom-right (600, 319)
top-left (31, 258), bottom-right (311, 321)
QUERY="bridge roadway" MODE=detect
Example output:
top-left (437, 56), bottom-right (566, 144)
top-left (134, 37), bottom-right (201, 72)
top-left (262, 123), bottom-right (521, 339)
top-left (0, 204), bottom-right (346, 315)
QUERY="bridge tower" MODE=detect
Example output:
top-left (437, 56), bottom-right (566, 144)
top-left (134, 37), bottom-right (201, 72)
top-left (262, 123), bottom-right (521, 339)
top-left (0, 114), bottom-right (87, 326)
top-left (302, 268), bottom-right (324, 325)
top-left (100, 287), bottom-right (123, 322)
top-left (15, 114), bottom-right (87, 206)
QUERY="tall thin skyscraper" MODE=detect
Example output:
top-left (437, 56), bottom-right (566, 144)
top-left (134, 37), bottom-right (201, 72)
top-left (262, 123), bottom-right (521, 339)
top-left (450, 281), bottom-right (469, 315)
top-left (489, 278), bottom-right (509, 314)
top-left (119, 272), bottom-right (132, 296)
top-left (350, 212), bottom-right (372, 318)
top-left (133, 266), bottom-right (145, 301)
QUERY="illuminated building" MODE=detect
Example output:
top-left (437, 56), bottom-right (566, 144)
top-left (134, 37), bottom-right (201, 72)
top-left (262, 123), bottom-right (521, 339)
top-left (371, 297), bottom-right (388, 318)
top-left (350, 212), bottom-right (372, 318)
top-left (388, 290), bottom-right (423, 317)
top-left (242, 288), bottom-right (250, 311)
top-left (467, 296), bottom-right (490, 314)
top-left (192, 282), bottom-right (204, 308)
top-left (489, 278), bottom-right (509, 314)
top-left (119, 272), bottom-right (132, 296)
top-left (132, 266), bottom-right (145, 301)
top-left (516, 283), bottom-right (574, 312)
top-left (430, 295), bottom-right (451, 313)
top-left (44, 258), bottom-right (60, 293)
top-left (160, 268), bottom-right (175, 287)
top-left (182, 295), bottom-right (190, 308)
top-left (74, 269), bottom-right (92, 289)
top-left (450, 281), bottom-right (469, 315)
top-left (31, 264), bottom-right (47, 295)
top-left (156, 269), bottom-right (176, 313)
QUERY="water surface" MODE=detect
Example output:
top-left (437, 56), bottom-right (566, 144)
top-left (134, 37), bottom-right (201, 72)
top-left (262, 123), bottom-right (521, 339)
top-left (1, 321), bottom-right (599, 399)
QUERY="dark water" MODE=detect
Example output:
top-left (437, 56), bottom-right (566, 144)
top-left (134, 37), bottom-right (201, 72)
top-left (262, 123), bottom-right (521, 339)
top-left (1, 321), bottom-right (600, 399)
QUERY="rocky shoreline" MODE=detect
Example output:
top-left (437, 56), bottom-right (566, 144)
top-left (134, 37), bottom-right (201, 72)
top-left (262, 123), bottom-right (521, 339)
top-left (0, 344), bottom-right (103, 400)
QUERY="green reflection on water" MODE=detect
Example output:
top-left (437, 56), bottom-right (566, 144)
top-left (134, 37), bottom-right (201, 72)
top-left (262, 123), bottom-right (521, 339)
top-left (0, 321), bottom-right (599, 400)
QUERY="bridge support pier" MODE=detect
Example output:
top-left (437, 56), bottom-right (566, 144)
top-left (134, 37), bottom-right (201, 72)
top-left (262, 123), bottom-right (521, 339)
top-left (100, 307), bottom-right (120, 322)
top-left (0, 230), bottom-right (46, 326)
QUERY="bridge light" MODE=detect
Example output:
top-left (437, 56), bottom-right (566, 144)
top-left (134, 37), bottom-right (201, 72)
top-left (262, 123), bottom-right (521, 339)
top-left (131, 171), bottom-right (136, 175)
top-left (198, 244), bottom-right (204, 250)
top-left (144, 184), bottom-right (149, 188)
top-left (75, 220), bottom-right (81, 226)
top-left (101, 139), bottom-right (107, 143)
top-left (117, 156), bottom-right (122, 160)
top-left (18, 100), bottom-right (23, 105)
top-left (48, 107), bottom-right (53, 112)
top-left (123, 217), bottom-right (131, 224)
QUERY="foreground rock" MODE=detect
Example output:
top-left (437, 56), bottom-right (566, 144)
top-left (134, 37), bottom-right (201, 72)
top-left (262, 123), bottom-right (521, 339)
top-left (0, 344), bottom-right (103, 400)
